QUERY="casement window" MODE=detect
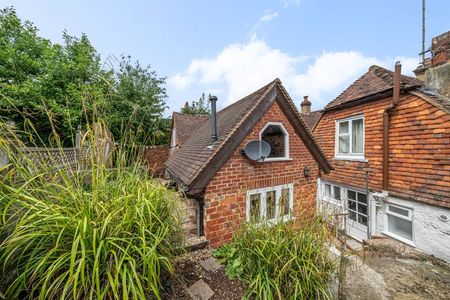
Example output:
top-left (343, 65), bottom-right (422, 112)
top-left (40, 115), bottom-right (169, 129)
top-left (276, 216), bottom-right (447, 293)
top-left (322, 183), bottom-right (341, 205)
top-left (335, 115), bottom-right (364, 159)
top-left (260, 122), bottom-right (289, 161)
top-left (246, 184), bottom-right (294, 223)
top-left (385, 204), bottom-right (414, 244)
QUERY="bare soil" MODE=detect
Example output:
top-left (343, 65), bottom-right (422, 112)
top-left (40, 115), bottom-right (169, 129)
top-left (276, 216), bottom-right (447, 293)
top-left (162, 249), bottom-right (246, 299)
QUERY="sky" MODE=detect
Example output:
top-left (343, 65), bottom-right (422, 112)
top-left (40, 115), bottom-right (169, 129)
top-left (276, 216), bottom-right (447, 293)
top-left (2, 0), bottom-right (449, 115)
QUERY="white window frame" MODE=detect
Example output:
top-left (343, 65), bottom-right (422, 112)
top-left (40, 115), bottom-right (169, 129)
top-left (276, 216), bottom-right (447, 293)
top-left (322, 183), bottom-right (341, 205)
top-left (383, 203), bottom-right (415, 246)
top-left (246, 183), bottom-right (294, 223)
top-left (259, 122), bottom-right (290, 161)
top-left (335, 115), bottom-right (365, 160)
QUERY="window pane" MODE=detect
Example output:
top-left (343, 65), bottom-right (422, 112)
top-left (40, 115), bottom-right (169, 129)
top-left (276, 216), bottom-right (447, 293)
top-left (388, 205), bottom-right (410, 217)
top-left (261, 125), bottom-right (285, 158)
top-left (348, 210), bottom-right (357, 221)
top-left (388, 214), bottom-right (413, 241)
top-left (339, 121), bottom-right (349, 134)
top-left (250, 194), bottom-right (261, 223)
top-left (324, 184), bottom-right (331, 198)
top-left (358, 203), bottom-right (367, 215)
top-left (358, 193), bottom-right (367, 204)
top-left (352, 118), bottom-right (364, 154)
top-left (333, 186), bottom-right (341, 201)
top-left (358, 215), bottom-right (368, 226)
top-left (280, 188), bottom-right (290, 217)
top-left (348, 190), bottom-right (356, 201)
top-left (266, 191), bottom-right (276, 220)
top-left (348, 200), bottom-right (356, 211)
top-left (338, 135), bottom-right (350, 154)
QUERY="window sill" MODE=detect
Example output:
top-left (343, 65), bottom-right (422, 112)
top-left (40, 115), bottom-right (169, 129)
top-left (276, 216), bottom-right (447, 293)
top-left (382, 231), bottom-right (415, 247)
top-left (262, 157), bottom-right (293, 162)
top-left (333, 156), bottom-right (368, 163)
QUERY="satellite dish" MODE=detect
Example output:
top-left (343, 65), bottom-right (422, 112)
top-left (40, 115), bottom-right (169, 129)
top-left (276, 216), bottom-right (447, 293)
top-left (243, 140), bottom-right (271, 162)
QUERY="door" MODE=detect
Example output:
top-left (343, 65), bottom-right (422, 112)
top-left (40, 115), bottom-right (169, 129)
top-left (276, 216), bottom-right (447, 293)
top-left (346, 189), bottom-right (368, 241)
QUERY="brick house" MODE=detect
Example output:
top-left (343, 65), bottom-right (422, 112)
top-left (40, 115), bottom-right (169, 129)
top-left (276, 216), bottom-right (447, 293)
top-left (166, 79), bottom-right (332, 248)
top-left (313, 50), bottom-right (450, 261)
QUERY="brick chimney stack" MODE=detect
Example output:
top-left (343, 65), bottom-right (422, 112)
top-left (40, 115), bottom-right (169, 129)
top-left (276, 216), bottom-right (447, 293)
top-left (300, 96), bottom-right (312, 114)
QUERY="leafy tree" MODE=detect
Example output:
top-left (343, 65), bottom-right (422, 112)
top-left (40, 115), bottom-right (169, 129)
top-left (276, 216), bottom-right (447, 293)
top-left (108, 55), bottom-right (168, 144)
top-left (0, 7), bottom-right (168, 145)
top-left (181, 92), bottom-right (210, 115)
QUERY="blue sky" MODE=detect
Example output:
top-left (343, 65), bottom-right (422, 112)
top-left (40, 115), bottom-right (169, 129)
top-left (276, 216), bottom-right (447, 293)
top-left (2, 0), bottom-right (449, 114)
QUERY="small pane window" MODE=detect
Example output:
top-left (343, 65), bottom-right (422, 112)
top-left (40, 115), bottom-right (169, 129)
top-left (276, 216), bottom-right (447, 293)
top-left (280, 188), bottom-right (290, 217)
top-left (358, 193), bottom-right (367, 204)
top-left (324, 184), bottom-right (331, 198)
top-left (348, 210), bottom-right (357, 221)
top-left (261, 124), bottom-right (287, 158)
top-left (246, 184), bottom-right (293, 224)
top-left (348, 190), bottom-right (356, 201)
top-left (333, 186), bottom-right (341, 201)
top-left (250, 194), bottom-right (261, 223)
top-left (266, 191), bottom-right (276, 220)
top-left (358, 215), bottom-right (368, 226)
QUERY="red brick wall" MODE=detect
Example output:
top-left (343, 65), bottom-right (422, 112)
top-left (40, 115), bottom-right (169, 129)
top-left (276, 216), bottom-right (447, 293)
top-left (142, 145), bottom-right (170, 177)
top-left (204, 100), bottom-right (320, 248)
top-left (314, 93), bottom-right (450, 208)
top-left (314, 96), bottom-right (391, 191)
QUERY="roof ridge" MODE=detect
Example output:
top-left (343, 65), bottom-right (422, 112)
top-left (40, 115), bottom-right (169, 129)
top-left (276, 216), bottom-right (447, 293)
top-left (325, 64), bottom-right (423, 110)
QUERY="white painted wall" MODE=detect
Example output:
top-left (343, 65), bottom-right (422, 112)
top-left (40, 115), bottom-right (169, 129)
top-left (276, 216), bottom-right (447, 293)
top-left (372, 196), bottom-right (450, 262)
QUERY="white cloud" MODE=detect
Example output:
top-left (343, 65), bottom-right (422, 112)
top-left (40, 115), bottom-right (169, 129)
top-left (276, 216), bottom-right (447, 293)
top-left (169, 37), bottom-right (418, 109)
top-left (259, 11), bottom-right (279, 23)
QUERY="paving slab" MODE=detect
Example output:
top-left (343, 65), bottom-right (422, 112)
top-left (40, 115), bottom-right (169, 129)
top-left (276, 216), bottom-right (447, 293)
top-left (200, 257), bottom-right (223, 272)
top-left (187, 279), bottom-right (214, 300)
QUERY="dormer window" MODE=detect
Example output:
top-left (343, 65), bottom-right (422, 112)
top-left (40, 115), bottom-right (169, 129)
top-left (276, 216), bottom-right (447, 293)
top-left (335, 115), bottom-right (364, 160)
top-left (260, 122), bottom-right (289, 161)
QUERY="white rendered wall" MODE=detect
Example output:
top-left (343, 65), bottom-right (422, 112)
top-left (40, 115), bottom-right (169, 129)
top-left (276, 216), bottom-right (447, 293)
top-left (373, 196), bottom-right (450, 262)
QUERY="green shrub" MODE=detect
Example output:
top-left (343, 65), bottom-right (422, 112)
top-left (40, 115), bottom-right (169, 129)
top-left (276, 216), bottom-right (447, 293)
top-left (0, 122), bottom-right (184, 299)
top-left (214, 216), bottom-right (335, 300)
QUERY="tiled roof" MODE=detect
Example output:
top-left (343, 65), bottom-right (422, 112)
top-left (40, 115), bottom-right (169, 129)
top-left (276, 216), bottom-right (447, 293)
top-left (410, 89), bottom-right (450, 114)
top-left (325, 65), bottom-right (423, 110)
top-left (301, 110), bottom-right (323, 130)
top-left (165, 79), bottom-right (332, 194)
top-left (172, 112), bottom-right (208, 145)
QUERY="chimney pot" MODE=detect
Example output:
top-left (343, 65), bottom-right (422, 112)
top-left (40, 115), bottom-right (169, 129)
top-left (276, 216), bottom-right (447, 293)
top-left (300, 95), bottom-right (312, 114)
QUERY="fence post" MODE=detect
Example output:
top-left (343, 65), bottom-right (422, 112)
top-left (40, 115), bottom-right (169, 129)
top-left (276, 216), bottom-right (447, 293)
top-left (75, 125), bottom-right (82, 163)
top-left (1, 122), bottom-right (16, 180)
